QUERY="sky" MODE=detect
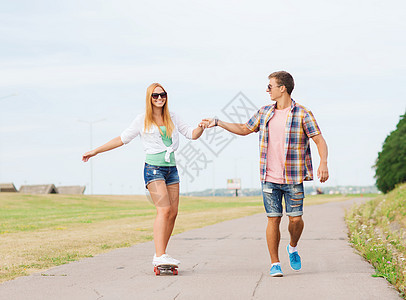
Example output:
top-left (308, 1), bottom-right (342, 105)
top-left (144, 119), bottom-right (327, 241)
top-left (0, 0), bottom-right (405, 195)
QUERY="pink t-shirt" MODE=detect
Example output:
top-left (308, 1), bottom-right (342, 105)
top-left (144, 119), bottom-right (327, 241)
top-left (265, 106), bottom-right (290, 184)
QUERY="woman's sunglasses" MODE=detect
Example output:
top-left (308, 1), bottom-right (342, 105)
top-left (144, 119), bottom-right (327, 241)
top-left (151, 92), bottom-right (167, 100)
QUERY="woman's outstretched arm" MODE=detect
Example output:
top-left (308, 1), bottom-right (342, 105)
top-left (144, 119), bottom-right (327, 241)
top-left (82, 136), bottom-right (124, 162)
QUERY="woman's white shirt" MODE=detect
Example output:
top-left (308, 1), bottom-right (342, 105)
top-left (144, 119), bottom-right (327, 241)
top-left (120, 112), bottom-right (194, 162)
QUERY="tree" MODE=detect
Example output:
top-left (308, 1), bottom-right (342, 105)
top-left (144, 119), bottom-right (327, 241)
top-left (374, 113), bottom-right (406, 193)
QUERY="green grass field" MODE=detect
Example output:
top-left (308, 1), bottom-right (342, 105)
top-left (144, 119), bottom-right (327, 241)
top-left (0, 192), bottom-right (352, 283)
top-left (346, 184), bottom-right (406, 298)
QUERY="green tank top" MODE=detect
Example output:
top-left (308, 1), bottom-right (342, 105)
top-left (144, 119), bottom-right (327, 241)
top-left (145, 126), bottom-right (176, 166)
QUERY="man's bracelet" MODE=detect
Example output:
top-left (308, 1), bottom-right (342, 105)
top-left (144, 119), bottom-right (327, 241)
top-left (215, 118), bottom-right (219, 126)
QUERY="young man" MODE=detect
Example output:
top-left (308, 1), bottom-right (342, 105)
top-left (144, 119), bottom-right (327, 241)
top-left (204, 71), bottom-right (329, 277)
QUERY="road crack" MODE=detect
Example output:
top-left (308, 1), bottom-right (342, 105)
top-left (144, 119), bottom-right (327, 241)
top-left (155, 279), bottom-right (177, 292)
top-left (251, 273), bottom-right (264, 299)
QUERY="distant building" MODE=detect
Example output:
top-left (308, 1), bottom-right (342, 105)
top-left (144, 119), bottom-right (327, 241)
top-left (57, 186), bottom-right (86, 195)
top-left (0, 183), bottom-right (18, 192)
top-left (19, 184), bottom-right (58, 194)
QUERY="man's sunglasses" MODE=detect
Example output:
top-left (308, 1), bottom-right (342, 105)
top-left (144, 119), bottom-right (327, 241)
top-left (151, 92), bottom-right (167, 100)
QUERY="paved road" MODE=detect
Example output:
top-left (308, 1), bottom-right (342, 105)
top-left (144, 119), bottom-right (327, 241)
top-left (0, 198), bottom-right (401, 300)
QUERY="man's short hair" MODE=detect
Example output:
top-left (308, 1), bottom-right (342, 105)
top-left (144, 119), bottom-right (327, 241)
top-left (268, 71), bottom-right (295, 95)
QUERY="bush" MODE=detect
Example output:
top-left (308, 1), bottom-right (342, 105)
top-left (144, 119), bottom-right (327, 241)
top-left (374, 113), bottom-right (406, 193)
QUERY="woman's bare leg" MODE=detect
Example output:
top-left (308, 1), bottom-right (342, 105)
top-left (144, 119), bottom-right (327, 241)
top-left (148, 180), bottom-right (171, 256)
top-left (164, 183), bottom-right (180, 248)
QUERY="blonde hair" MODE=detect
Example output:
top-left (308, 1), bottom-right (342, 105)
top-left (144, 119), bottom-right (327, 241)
top-left (144, 83), bottom-right (174, 137)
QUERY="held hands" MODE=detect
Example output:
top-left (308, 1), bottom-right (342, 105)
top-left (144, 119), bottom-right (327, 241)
top-left (193, 120), bottom-right (210, 140)
top-left (82, 150), bottom-right (97, 162)
top-left (317, 162), bottom-right (329, 183)
top-left (198, 119), bottom-right (211, 129)
top-left (202, 118), bottom-right (216, 128)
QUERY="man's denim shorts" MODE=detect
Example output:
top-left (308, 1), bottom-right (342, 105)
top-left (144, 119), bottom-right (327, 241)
top-left (262, 182), bottom-right (304, 217)
top-left (143, 163), bottom-right (180, 188)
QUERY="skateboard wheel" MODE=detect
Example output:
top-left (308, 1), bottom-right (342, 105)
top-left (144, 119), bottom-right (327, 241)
top-left (155, 268), bottom-right (160, 276)
top-left (173, 269), bottom-right (178, 275)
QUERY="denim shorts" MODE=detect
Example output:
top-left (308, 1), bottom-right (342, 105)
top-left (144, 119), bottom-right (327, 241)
top-left (262, 182), bottom-right (304, 217)
top-left (143, 163), bottom-right (180, 188)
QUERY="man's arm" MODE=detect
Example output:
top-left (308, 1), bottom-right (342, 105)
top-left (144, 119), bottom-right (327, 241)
top-left (203, 118), bottom-right (253, 136)
top-left (311, 134), bottom-right (329, 183)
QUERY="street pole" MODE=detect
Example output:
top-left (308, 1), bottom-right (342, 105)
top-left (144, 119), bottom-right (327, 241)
top-left (212, 162), bottom-right (215, 197)
top-left (78, 118), bottom-right (106, 194)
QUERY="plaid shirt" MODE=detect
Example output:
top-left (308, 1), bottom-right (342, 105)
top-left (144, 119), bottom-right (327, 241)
top-left (245, 99), bottom-right (321, 184)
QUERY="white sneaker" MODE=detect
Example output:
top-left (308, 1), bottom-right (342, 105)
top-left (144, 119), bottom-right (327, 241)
top-left (152, 254), bottom-right (180, 266)
top-left (165, 254), bottom-right (180, 265)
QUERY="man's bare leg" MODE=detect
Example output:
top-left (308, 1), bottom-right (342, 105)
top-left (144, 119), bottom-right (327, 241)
top-left (266, 216), bottom-right (282, 263)
top-left (288, 216), bottom-right (304, 247)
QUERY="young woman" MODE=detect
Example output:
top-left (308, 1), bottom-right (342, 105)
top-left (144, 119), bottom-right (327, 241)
top-left (82, 83), bottom-right (207, 267)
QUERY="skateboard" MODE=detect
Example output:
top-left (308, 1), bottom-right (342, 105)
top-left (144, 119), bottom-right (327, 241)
top-left (154, 264), bottom-right (178, 276)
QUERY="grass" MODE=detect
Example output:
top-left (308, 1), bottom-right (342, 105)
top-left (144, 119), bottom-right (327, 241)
top-left (346, 183), bottom-right (406, 298)
top-left (0, 192), bottom-right (351, 283)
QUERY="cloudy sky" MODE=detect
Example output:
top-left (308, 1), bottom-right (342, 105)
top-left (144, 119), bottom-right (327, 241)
top-left (0, 0), bottom-right (405, 194)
